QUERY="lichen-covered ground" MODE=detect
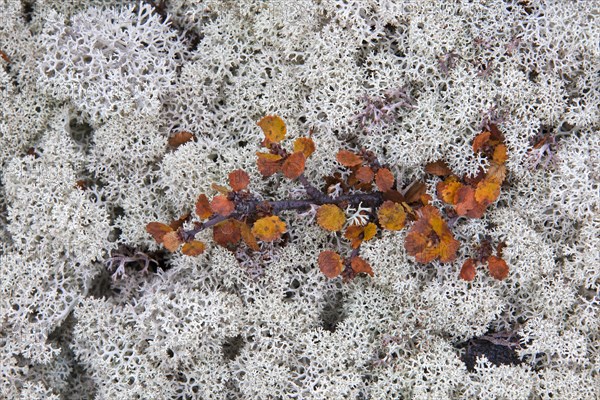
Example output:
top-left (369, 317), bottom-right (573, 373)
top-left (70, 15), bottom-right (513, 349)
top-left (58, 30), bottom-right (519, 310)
top-left (1, 1), bottom-right (598, 399)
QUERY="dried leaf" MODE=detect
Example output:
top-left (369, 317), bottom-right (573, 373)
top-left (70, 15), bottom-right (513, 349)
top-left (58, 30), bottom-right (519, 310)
top-left (375, 168), bottom-right (395, 192)
top-left (211, 183), bottom-right (230, 195)
top-left (404, 205), bottom-right (460, 263)
top-left (282, 151), bottom-right (306, 180)
top-left (377, 201), bottom-right (406, 231)
top-left (355, 166), bottom-right (374, 184)
top-left (350, 256), bottom-right (374, 277)
top-left (472, 131), bottom-right (491, 153)
top-left (210, 195), bottom-right (235, 217)
top-left (486, 163), bottom-right (506, 183)
top-left (336, 150), bottom-right (363, 167)
top-left (228, 169), bottom-right (250, 191)
top-left (492, 144), bottom-right (508, 164)
top-left (163, 231), bottom-right (182, 252)
top-left (425, 160), bottom-right (453, 176)
top-left (0, 50), bottom-right (10, 63)
top-left (404, 181), bottom-right (427, 204)
top-left (436, 176), bottom-right (462, 205)
top-left (316, 204), bottom-right (346, 232)
top-left (239, 222), bottom-right (260, 251)
top-left (169, 212), bottom-right (190, 230)
top-left (252, 215), bottom-right (286, 242)
top-left (474, 178), bottom-right (501, 207)
top-left (460, 258), bottom-right (477, 281)
top-left (487, 255), bottom-right (509, 280)
top-left (182, 240), bottom-right (206, 256)
top-left (318, 250), bottom-right (343, 278)
top-left (168, 131), bottom-right (194, 148)
top-left (146, 222), bottom-right (173, 244)
top-left (344, 222), bottom-right (377, 249)
top-left (257, 115), bottom-right (286, 144)
top-left (293, 137), bottom-right (316, 158)
top-left (213, 219), bottom-right (241, 249)
top-left (454, 186), bottom-right (478, 216)
top-left (195, 194), bottom-right (213, 220)
top-left (256, 152), bottom-right (283, 177)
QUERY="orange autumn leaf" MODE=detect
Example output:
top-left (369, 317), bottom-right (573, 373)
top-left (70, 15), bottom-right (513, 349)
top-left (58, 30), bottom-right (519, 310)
top-left (472, 131), bottom-right (491, 153)
top-left (375, 168), bottom-right (395, 192)
top-left (239, 221), bottom-right (260, 251)
top-left (316, 204), bottom-right (346, 232)
top-left (344, 222), bottom-right (377, 248)
top-left (492, 144), bottom-right (508, 164)
top-left (293, 137), bottom-right (316, 158)
top-left (182, 240), bottom-right (206, 256)
top-left (474, 178), bottom-right (501, 207)
top-left (256, 152), bottom-right (283, 177)
top-left (146, 222), bottom-right (173, 244)
top-left (228, 169), bottom-right (250, 191)
top-left (163, 231), bottom-right (182, 252)
top-left (454, 186), bottom-right (478, 216)
top-left (425, 160), bottom-right (453, 176)
top-left (336, 150), bottom-right (363, 167)
top-left (355, 166), bottom-right (374, 184)
top-left (213, 219), bottom-right (241, 249)
top-left (252, 215), bottom-right (286, 242)
top-left (195, 194), bottom-right (212, 220)
top-left (257, 115), bottom-right (286, 144)
top-left (377, 201), bottom-right (406, 231)
top-left (437, 176), bottom-right (463, 205)
top-left (211, 195), bottom-right (235, 217)
top-left (460, 258), bottom-right (477, 281)
top-left (487, 255), bottom-right (509, 280)
top-left (350, 256), bottom-right (374, 277)
top-left (282, 151), bottom-right (306, 180)
top-left (404, 205), bottom-right (460, 263)
top-left (168, 131), bottom-right (194, 148)
top-left (486, 163), bottom-right (507, 183)
top-left (318, 250), bottom-right (344, 278)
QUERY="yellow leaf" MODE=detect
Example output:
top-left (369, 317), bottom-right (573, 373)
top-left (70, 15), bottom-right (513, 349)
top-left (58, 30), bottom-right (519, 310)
top-left (182, 240), bottom-right (206, 256)
top-left (257, 115), bottom-right (286, 144)
top-left (293, 137), bottom-right (316, 158)
top-left (252, 215), bottom-right (287, 242)
top-left (377, 201), bottom-right (406, 231)
top-left (317, 204), bottom-right (346, 232)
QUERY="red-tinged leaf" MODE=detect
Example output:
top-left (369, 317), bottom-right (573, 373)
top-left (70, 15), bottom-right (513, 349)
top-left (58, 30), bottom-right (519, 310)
top-left (355, 166), bottom-right (374, 184)
top-left (228, 169), bottom-right (250, 191)
top-left (239, 222), bottom-right (260, 251)
top-left (336, 150), bottom-right (363, 167)
top-left (293, 137), bottom-right (316, 158)
top-left (488, 255), bottom-right (509, 280)
top-left (316, 204), bottom-right (346, 232)
top-left (182, 240), bottom-right (206, 256)
top-left (213, 219), bottom-right (241, 249)
top-left (257, 115), bottom-right (286, 144)
top-left (425, 160), bottom-right (453, 176)
top-left (375, 168), bottom-right (395, 192)
top-left (168, 131), bottom-right (194, 148)
top-left (0, 50), bottom-right (10, 63)
top-left (146, 222), bottom-right (174, 244)
top-left (282, 151), bottom-right (306, 180)
top-left (169, 212), bottom-right (190, 230)
top-left (210, 195), bottom-right (235, 217)
top-left (163, 231), bottom-right (182, 252)
top-left (318, 250), bottom-right (343, 278)
top-left (350, 256), bottom-right (374, 277)
top-left (195, 194), bottom-right (212, 220)
top-left (251, 215), bottom-right (286, 242)
top-left (256, 152), bottom-right (283, 177)
top-left (473, 131), bottom-right (491, 153)
top-left (460, 258), bottom-right (477, 281)
top-left (454, 186), bottom-right (479, 216)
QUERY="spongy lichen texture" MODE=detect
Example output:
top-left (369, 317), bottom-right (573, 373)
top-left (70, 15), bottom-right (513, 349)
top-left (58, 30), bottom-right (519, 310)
top-left (1, 1), bottom-right (598, 399)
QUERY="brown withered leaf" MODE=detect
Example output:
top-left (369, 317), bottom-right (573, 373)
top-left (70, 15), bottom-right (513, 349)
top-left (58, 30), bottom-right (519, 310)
top-left (425, 160), bottom-right (453, 176)
top-left (316, 204), bottom-right (346, 232)
top-left (404, 205), bottom-right (460, 263)
top-left (472, 131), bottom-right (491, 153)
top-left (228, 169), bottom-right (250, 191)
top-left (282, 151), bottom-right (306, 180)
top-left (487, 255), bottom-right (509, 280)
top-left (163, 231), bottom-right (182, 252)
top-left (336, 150), bottom-right (363, 167)
top-left (355, 166), bottom-right (374, 184)
top-left (146, 222), bottom-right (173, 244)
top-left (318, 250), bottom-right (344, 279)
top-left (293, 137), bottom-right (316, 158)
top-left (256, 152), bottom-right (283, 177)
top-left (210, 195), bottom-right (235, 217)
top-left (350, 256), bottom-right (374, 277)
top-left (195, 194), bottom-right (213, 220)
top-left (377, 201), bottom-right (406, 231)
top-left (344, 222), bottom-right (377, 249)
top-left (257, 115), bottom-right (286, 144)
top-left (168, 131), bottom-right (194, 148)
top-left (239, 221), bottom-right (260, 251)
top-left (460, 258), bottom-right (477, 281)
top-left (213, 219), bottom-right (241, 249)
top-left (169, 212), bottom-right (190, 230)
top-left (251, 215), bottom-right (286, 242)
top-left (375, 168), bottom-right (395, 192)
top-left (404, 181), bottom-right (427, 204)
top-left (0, 50), bottom-right (10, 63)
top-left (182, 240), bottom-right (206, 256)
